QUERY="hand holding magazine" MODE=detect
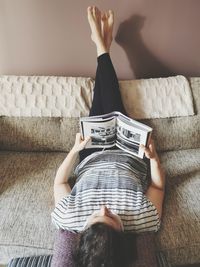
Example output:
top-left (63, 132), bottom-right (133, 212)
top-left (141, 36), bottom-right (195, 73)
top-left (80, 111), bottom-right (152, 158)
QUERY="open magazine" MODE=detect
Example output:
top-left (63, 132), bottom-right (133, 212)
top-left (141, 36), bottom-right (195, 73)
top-left (80, 111), bottom-right (152, 158)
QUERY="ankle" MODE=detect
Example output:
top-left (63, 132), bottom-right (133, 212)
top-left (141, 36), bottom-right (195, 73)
top-left (97, 48), bottom-right (109, 57)
top-left (96, 40), bottom-right (108, 57)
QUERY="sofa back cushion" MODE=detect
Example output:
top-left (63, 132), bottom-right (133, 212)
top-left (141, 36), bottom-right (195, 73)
top-left (0, 75), bottom-right (194, 119)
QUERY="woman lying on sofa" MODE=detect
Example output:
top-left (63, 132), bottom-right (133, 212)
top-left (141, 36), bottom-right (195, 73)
top-left (51, 6), bottom-right (165, 267)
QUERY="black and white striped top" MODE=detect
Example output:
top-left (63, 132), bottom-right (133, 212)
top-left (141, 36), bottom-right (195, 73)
top-left (51, 149), bottom-right (161, 233)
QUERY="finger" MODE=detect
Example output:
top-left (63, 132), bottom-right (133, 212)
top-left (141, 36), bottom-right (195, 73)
top-left (140, 144), bottom-right (149, 152)
top-left (145, 150), bottom-right (151, 158)
top-left (140, 144), bottom-right (152, 158)
top-left (149, 135), bottom-right (155, 146)
top-left (79, 137), bottom-right (91, 150)
top-left (83, 136), bottom-right (91, 144)
top-left (139, 144), bottom-right (145, 150)
top-left (75, 133), bottom-right (80, 141)
top-left (76, 133), bottom-right (83, 143)
top-left (140, 144), bottom-right (148, 153)
top-left (149, 143), bottom-right (153, 152)
top-left (149, 138), bottom-right (155, 147)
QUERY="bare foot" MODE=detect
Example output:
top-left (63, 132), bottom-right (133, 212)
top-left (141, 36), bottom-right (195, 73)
top-left (101, 10), bottom-right (114, 51)
top-left (87, 6), bottom-right (108, 56)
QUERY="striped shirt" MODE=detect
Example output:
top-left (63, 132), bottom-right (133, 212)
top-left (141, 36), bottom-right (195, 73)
top-left (51, 149), bottom-right (161, 233)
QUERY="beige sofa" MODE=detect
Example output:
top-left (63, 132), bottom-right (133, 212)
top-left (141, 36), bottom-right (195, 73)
top-left (0, 76), bottom-right (199, 266)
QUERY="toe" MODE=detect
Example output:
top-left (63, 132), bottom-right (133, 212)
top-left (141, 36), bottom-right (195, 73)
top-left (109, 10), bottom-right (114, 15)
top-left (95, 6), bottom-right (99, 15)
top-left (108, 10), bottom-right (114, 19)
top-left (101, 13), bottom-right (106, 21)
top-left (105, 11), bottom-right (109, 19)
top-left (96, 7), bottom-right (101, 20)
top-left (87, 6), bottom-right (92, 16)
top-left (92, 6), bottom-right (96, 17)
top-left (108, 10), bottom-right (114, 26)
top-left (87, 6), bottom-right (93, 21)
top-left (87, 6), bottom-right (92, 12)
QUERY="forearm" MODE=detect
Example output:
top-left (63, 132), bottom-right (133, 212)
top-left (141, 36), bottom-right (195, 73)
top-left (150, 156), bottom-right (165, 190)
top-left (54, 149), bottom-right (79, 185)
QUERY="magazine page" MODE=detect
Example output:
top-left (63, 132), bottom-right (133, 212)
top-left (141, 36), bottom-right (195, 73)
top-left (116, 115), bottom-right (152, 158)
top-left (80, 111), bottom-right (119, 122)
top-left (117, 112), bottom-right (152, 132)
top-left (80, 117), bottom-right (117, 148)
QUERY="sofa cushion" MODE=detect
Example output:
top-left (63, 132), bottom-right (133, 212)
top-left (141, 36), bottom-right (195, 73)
top-left (0, 111), bottom-right (199, 154)
top-left (0, 76), bottom-right (94, 117)
top-left (157, 148), bottom-right (200, 266)
top-left (119, 75), bottom-right (194, 119)
top-left (0, 148), bottom-right (199, 265)
top-left (0, 151), bottom-right (65, 264)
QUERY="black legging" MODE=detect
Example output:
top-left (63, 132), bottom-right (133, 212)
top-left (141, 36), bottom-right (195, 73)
top-left (79, 53), bottom-right (127, 162)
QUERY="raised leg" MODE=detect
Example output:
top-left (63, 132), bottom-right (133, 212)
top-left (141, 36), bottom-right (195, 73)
top-left (88, 6), bottom-right (127, 116)
top-left (95, 52), bottom-right (127, 115)
top-left (79, 6), bottom-right (127, 162)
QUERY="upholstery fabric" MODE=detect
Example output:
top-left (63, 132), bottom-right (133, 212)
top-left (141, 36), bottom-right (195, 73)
top-left (156, 148), bottom-right (200, 265)
top-left (0, 76), bottom-right (94, 117)
top-left (51, 230), bottom-right (77, 267)
top-left (0, 77), bottom-right (199, 153)
top-left (0, 149), bottom-right (199, 265)
top-left (0, 75), bottom-right (194, 119)
top-left (156, 252), bottom-right (172, 267)
top-left (119, 75), bottom-right (194, 119)
top-left (0, 152), bottom-right (57, 263)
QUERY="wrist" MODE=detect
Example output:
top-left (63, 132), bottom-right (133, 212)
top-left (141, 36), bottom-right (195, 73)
top-left (70, 147), bottom-right (79, 156)
top-left (150, 154), bottom-right (160, 164)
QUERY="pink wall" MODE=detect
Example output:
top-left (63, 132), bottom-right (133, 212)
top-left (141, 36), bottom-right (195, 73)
top-left (0, 0), bottom-right (200, 79)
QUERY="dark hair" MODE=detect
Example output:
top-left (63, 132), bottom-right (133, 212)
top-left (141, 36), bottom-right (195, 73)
top-left (73, 223), bottom-right (137, 267)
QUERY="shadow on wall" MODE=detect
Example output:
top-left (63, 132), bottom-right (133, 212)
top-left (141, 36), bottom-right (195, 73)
top-left (115, 15), bottom-right (175, 79)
